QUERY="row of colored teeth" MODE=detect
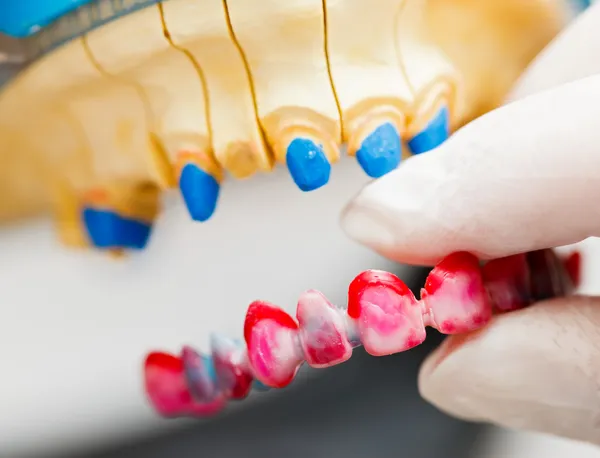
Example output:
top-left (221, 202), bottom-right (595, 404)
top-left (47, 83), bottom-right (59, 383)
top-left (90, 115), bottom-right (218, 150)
top-left (144, 249), bottom-right (579, 418)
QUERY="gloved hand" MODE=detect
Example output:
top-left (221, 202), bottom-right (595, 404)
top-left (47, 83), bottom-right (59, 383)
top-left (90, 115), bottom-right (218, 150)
top-left (340, 3), bottom-right (600, 445)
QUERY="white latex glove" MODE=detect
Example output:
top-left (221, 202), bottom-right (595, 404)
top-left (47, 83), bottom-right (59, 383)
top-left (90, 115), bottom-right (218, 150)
top-left (340, 4), bottom-right (600, 445)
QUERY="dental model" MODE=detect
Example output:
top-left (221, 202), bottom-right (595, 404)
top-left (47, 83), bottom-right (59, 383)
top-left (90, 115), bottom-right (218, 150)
top-left (144, 249), bottom-right (580, 418)
top-left (0, 0), bottom-right (574, 253)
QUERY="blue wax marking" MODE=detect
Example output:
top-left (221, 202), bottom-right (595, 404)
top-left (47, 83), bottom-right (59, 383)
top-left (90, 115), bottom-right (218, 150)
top-left (0, 0), bottom-right (95, 37)
top-left (286, 138), bottom-right (331, 192)
top-left (571, 0), bottom-right (593, 11)
top-left (201, 354), bottom-right (218, 383)
top-left (179, 163), bottom-right (220, 222)
top-left (408, 106), bottom-right (450, 155)
top-left (252, 380), bottom-right (271, 392)
top-left (82, 208), bottom-right (152, 250)
top-left (355, 122), bottom-right (402, 178)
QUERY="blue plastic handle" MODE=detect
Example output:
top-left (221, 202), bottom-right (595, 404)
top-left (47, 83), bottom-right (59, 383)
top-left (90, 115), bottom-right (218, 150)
top-left (0, 0), bottom-right (95, 37)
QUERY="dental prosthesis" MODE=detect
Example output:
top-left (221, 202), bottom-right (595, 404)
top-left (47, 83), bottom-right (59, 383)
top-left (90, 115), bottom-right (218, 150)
top-left (0, 0), bottom-right (576, 254)
top-left (144, 249), bottom-right (580, 418)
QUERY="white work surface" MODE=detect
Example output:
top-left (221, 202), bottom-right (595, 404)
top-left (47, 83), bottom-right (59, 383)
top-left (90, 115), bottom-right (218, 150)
top-left (1, 156), bottom-right (599, 457)
top-left (0, 157), bottom-right (400, 456)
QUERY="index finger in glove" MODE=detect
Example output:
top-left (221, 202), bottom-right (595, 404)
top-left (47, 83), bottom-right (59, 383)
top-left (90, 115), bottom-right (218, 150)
top-left (340, 75), bottom-right (600, 266)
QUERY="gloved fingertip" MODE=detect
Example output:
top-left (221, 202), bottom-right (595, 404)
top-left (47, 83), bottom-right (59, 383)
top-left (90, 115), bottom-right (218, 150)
top-left (418, 297), bottom-right (600, 445)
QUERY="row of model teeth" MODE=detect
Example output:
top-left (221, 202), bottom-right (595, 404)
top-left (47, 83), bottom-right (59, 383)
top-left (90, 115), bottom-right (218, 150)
top-left (143, 249), bottom-right (577, 418)
top-left (3, 0), bottom-right (458, 251)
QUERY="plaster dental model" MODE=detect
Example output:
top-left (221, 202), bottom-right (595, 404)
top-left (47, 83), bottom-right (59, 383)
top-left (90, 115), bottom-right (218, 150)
top-left (144, 249), bottom-right (580, 417)
top-left (0, 0), bottom-right (575, 252)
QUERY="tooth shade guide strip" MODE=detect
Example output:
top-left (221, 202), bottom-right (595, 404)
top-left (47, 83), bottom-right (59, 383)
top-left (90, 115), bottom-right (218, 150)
top-left (144, 249), bottom-right (576, 418)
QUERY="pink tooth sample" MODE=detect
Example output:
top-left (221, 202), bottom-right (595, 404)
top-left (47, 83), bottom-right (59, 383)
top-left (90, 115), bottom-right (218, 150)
top-left (421, 252), bottom-right (491, 334)
top-left (144, 352), bottom-right (225, 417)
top-left (347, 270), bottom-right (425, 356)
top-left (181, 346), bottom-right (219, 403)
top-left (244, 301), bottom-right (304, 389)
top-left (563, 251), bottom-right (581, 288)
top-left (296, 290), bottom-right (353, 368)
top-left (482, 254), bottom-right (531, 312)
top-left (527, 249), bottom-right (573, 300)
top-left (210, 334), bottom-right (254, 400)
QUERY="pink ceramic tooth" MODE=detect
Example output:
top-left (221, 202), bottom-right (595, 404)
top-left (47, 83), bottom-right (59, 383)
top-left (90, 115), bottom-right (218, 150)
top-left (421, 252), bottom-right (491, 334)
top-left (347, 270), bottom-right (425, 356)
top-left (482, 253), bottom-right (532, 312)
top-left (296, 290), bottom-right (353, 368)
top-left (144, 352), bottom-right (225, 418)
top-left (210, 334), bottom-right (254, 400)
top-left (244, 301), bottom-right (304, 389)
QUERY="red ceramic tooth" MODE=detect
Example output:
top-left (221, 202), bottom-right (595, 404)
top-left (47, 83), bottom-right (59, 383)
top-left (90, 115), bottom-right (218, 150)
top-left (296, 290), bottom-right (353, 368)
top-left (422, 252), bottom-right (491, 334)
top-left (348, 270), bottom-right (424, 356)
top-left (244, 301), bottom-right (303, 389)
top-left (210, 334), bottom-right (254, 400)
top-left (143, 352), bottom-right (225, 418)
top-left (563, 251), bottom-right (582, 289)
top-left (482, 253), bottom-right (532, 312)
top-left (527, 249), bottom-right (574, 300)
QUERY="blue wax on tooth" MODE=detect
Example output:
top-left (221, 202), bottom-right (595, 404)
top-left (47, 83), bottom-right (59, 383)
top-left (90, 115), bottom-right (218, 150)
top-left (355, 122), bottom-right (402, 178)
top-left (408, 106), bottom-right (450, 155)
top-left (253, 380), bottom-right (271, 392)
top-left (179, 163), bottom-right (220, 222)
top-left (82, 208), bottom-right (152, 250)
top-left (201, 354), bottom-right (218, 383)
top-left (182, 347), bottom-right (219, 402)
top-left (286, 138), bottom-right (331, 192)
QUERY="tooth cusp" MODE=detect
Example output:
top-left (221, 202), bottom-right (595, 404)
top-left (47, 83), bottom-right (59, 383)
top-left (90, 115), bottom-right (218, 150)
top-left (421, 252), bottom-right (491, 334)
top-left (348, 270), bottom-right (424, 356)
top-left (244, 301), bottom-right (303, 388)
top-left (296, 290), bottom-right (353, 368)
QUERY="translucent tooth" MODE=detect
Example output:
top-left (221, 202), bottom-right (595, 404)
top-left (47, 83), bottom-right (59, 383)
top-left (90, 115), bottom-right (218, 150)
top-left (296, 290), bottom-right (352, 368)
top-left (181, 346), bottom-right (219, 403)
top-left (210, 333), bottom-right (253, 400)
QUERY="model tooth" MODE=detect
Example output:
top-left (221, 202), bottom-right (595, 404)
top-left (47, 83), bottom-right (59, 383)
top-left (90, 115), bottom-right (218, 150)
top-left (326, 0), bottom-right (411, 178)
top-left (162, 0), bottom-right (271, 180)
top-left (84, 5), bottom-right (219, 190)
top-left (169, 134), bottom-right (223, 222)
top-left (396, 0), bottom-right (458, 152)
top-left (226, 0), bottom-right (342, 191)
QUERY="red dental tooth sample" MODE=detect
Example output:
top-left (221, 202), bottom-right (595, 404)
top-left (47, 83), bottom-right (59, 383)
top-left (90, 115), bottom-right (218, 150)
top-left (421, 252), bottom-right (491, 334)
top-left (144, 352), bottom-right (225, 418)
top-left (482, 253), bottom-right (531, 312)
top-left (210, 336), bottom-right (254, 400)
top-left (296, 290), bottom-right (353, 368)
top-left (244, 301), bottom-right (304, 389)
top-left (348, 270), bottom-right (425, 356)
top-left (527, 249), bottom-right (573, 300)
top-left (563, 251), bottom-right (582, 288)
